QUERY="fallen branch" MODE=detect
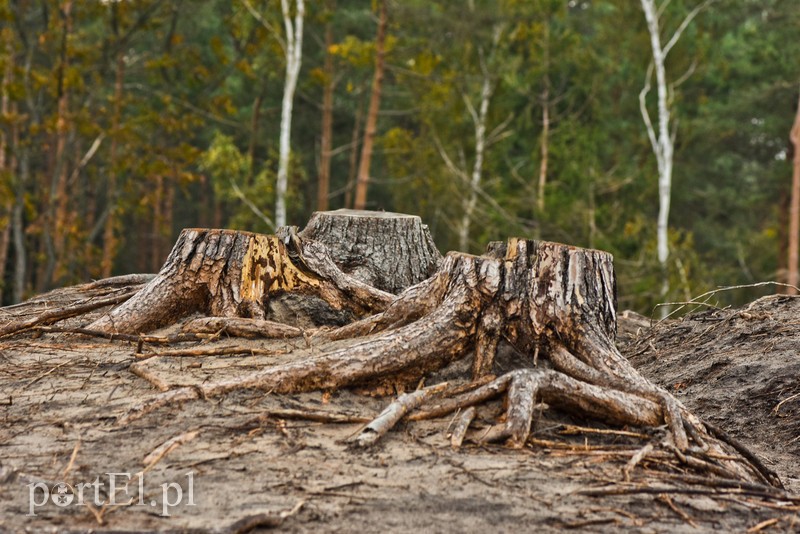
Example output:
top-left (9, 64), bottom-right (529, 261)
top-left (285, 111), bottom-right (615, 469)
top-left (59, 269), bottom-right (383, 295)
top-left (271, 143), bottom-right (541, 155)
top-left (449, 407), bottom-right (476, 449)
top-left (350, 383), bottom-right (449, 447)
top-left (238, 409), bottom-right (371, 426)
top-left (656, 494), bottom-right (699, 529)
top-left (129, 360), bottom-right (171, 392)
top-left (182, 317), bottom-right (304, 339)
top-left (36, 325), bottom-right (212, 344)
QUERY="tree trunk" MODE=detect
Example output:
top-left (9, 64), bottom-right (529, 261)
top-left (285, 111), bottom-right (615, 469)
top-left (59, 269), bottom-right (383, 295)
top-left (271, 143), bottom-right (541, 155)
top-left (51, 0), bottom-right (74, 286)
top-left (300, 209), bottom-right (441, 294)
top-left (536, 26), bottom-right (550, 216)
top-left (778, 185), bottom-right (790, 289)
top-left (317, 5), bottom-right (335, 212)
top-left (639, 0), bottom-right (710, 313)
top-left (0, 29), bottom-right (13, 304)
top-left (0, 211), bottom-right (9, 304)
top-left (353, 0), bottom-right (387, 211)
top-left (537, 84), bottom-right (550, 216)
top-left (152, 174), bottom-right (164, 273)
top-left (787, 87), bottom-right (800, 293)
top-left (458, 54), bottom-right (493, 252)
top-left (640, 0), bottom-right (673, 309)
top-left (345, 97), bottom-right (363, 209)
top-left (101, 50), bottom-right (125, 279)
top-left (275, 0), bottom-right (305, 227)
top-left (12, 145), bottom-right (28, 304)
top-left (87, 210), bottom-right (440, 334)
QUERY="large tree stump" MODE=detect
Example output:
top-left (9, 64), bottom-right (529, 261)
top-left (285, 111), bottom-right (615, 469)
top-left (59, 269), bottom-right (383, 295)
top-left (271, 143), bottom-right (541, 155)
top-left (88, 228), bottom-right (393, 334)
top-left (88, 212), bottom-right (441, 334)
top-left (299, 209), bottom-right (441, 294)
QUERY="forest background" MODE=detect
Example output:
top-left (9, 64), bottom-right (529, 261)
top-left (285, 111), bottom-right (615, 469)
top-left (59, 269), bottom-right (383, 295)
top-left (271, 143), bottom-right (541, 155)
top-left (0, 0), bottom-right (797, 314)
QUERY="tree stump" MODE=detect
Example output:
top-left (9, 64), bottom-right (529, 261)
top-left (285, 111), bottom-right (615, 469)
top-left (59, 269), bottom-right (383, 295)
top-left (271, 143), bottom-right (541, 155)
top-left (88, 211), bottom-right (441, 334)
top-left (87, 227), bottom-right (394, 334)
top-left (299, 209), bottom-right (441, 294)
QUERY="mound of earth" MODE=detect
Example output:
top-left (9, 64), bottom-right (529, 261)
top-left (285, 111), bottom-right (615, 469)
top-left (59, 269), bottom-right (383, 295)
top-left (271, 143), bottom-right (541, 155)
top-left (0, 290), bottom-right (798, 532)
top-left (620, 295), bottom-right (800, 495)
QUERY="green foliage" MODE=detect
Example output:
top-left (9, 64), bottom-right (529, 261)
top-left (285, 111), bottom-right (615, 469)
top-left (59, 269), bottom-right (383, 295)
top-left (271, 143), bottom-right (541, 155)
top-left (0, 0), bottom-right (796, 312)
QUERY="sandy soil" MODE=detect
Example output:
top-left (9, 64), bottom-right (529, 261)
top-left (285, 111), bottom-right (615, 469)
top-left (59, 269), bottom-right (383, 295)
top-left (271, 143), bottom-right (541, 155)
top-left (1, 294), bottom-right (799, 532)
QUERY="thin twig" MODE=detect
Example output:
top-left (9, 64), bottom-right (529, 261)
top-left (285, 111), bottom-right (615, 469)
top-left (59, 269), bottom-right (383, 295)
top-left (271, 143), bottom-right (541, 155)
top-left (654, 281), bottom-right (800, 322)
top-left (351, 383), bottom-right (449, 447)
top-left (135, 345), bottom-right (289, 359)
top-left (60, 437), bottom-right (82, 480)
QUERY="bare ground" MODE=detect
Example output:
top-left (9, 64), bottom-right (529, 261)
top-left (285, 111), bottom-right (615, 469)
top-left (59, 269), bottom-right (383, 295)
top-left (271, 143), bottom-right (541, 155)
top-left (1, 293), bottom-right (799, 532)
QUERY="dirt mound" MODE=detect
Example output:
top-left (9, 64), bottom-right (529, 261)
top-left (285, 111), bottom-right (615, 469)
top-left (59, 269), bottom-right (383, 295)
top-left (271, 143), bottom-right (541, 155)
top-left (620, 294), bottom-right (800, 494)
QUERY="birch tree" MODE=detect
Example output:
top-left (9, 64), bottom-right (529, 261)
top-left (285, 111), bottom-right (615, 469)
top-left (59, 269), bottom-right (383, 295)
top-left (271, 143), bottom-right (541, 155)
top-left (639, 0), bottom-right (712, 307)
top-left (427, 19), bottom-right (506, 253)
top-left (242, 0), bottom-right (306, 226)
top-left (271, 0), bottom-right (305, 227)
top-left (458, 49), bottom-right (494, 252)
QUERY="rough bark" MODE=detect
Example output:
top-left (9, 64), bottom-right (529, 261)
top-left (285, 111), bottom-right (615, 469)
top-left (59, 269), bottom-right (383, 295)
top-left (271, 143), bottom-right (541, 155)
top-left (353, 0), bottom-right (387, 211)
top-left (300, 209), bottom-right (441, 294)
top-left (86, 210), bottom-right (435, 334)
top-left (87, 227), bottom-right (390, 334)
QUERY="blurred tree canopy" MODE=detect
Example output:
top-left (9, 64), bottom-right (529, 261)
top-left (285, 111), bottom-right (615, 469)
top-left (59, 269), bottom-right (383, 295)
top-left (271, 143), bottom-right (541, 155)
top-left (0, 0), bottom-right (797, 314)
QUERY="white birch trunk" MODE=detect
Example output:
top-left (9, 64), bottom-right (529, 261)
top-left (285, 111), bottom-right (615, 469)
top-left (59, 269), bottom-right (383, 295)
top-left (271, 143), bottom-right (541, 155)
top-left (458, 71), bottom-right (493, 252)
top-left (640, 0), bottom-right (672, 297)
top-left (639, 0), bottom-right (711, 309)
top-left (275, 0), bottom-right (305, 228)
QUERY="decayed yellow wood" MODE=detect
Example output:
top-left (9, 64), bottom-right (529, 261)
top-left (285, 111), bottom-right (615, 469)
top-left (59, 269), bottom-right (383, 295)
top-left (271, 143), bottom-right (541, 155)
top-left (240, 235), bottom-right (322, 301)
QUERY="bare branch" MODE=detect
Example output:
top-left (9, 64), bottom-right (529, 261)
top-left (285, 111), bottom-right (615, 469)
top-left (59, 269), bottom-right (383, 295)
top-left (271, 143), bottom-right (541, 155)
top-left (462, 92), bottom-right (479, 127)
top-left (671, 59), bottom-right (698, 90)
top-left (432, 134), bottom-right (469, 182)
top-left (230, 180), bottom-right (276, 231)
top-left (638, 62), bottom-right (659, 164)
top-left (240, 0), bottom-right (286, 55)
top-left (68, 133), bottom-right (105, 185)
top-left (485, 113), bottom-right (514, 147)
top-left (662, 0), bottom-right (715, 58)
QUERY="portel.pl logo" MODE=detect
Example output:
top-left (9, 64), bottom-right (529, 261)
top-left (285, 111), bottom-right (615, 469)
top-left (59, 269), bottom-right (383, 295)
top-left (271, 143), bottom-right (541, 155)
top-left (28, 472), bottom-right (195, 517)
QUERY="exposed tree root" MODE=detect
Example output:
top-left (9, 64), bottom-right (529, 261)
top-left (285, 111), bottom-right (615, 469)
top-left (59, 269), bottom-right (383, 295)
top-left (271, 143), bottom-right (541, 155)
top-left (0, 289), bottom-right (139, 338)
